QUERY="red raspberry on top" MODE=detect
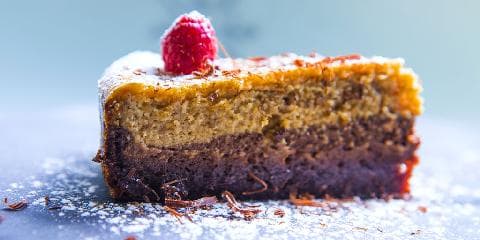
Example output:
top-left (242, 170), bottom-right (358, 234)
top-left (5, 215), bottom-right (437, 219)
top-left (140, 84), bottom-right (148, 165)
top-left (161, 11), bottom-right (218, 75)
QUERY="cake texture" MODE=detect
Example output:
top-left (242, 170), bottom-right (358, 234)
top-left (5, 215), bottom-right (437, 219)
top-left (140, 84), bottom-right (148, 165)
top-left (94, 51), bottom-right (422, 202)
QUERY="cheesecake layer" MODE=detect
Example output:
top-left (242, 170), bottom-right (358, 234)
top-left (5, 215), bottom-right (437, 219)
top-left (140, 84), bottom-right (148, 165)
top-left (99, 114), bottom-right (418, 201)
top-left (100, 52), bottom-right (422, 148)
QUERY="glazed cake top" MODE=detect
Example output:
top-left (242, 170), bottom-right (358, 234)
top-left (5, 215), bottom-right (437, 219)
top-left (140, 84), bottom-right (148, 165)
top-left (98, 51), bottom-right (422, 116)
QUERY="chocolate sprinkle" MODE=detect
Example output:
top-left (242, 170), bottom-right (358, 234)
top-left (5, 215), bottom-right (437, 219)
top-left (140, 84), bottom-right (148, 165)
top-left (163, 206), bottom-right (190, 224)
top-left (273, 208), bottom-right (285, 218)
top-left (47, 206), bottom-right (63, 211)
top-left (222, 191), bottom-right (262, 220)
top-left (3, 199), bottom-right (28, 211)
top-left (165, 196), bottom-right (218, 209)
top-left (289, 192), bottom-right (327, 208)
top-left (417, 206), bottom-right (428, 213)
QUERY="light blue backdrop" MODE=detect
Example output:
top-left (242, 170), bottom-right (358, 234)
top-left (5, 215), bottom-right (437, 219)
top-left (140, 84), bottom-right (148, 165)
top-left (1, 0), bottom-right (479, 121)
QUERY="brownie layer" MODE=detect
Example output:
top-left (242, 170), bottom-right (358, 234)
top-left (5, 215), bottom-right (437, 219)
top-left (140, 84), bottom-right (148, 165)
top-left (96, 115), bottom-right (419, 202)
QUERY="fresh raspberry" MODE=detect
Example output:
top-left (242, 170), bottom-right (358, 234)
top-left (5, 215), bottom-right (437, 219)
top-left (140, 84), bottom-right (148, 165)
top-left (161, 11), bottom-right (218, 75)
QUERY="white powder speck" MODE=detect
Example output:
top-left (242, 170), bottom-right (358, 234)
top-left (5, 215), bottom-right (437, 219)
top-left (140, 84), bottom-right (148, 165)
top-left (32, 180), bottom-right (44, 188)
top-left (110, 226), bottom-right (120, 235)
top-left (122, 223), bottom-right (150, 233)
top-left (87, 186), bottom-right (97, 193)
top-left (62, 205), bottom-right (77, 211)
top-left (81, 212), bottom-right (91, 217)
top-left (97, 210), bottom-right (108, 216)
top-left (32, 197), bottom-right (45, 206)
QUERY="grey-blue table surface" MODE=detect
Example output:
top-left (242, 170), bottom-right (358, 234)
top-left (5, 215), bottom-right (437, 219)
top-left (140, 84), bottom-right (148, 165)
top-left (1, 106), bottom-right (479, 240)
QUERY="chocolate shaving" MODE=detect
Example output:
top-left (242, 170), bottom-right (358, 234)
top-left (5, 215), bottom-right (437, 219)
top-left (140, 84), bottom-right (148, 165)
top-left (183, 212), bottom-right (193, 223)
top-left (248, 56), bottom-right (267, 62)
top-left (221, 69), bottom-right (241, 77)
top-left (165, 196), bottom-right (218, 209)
top-left (322, 54), bottom-right (361, 64)
top-left (161, 179), bottom-right (218, 223)
top-left (293, 59), bottom-right (305, 67)
top-left (411, 229), bottom-right (422, 235)
top-left (273, 208), bottom-right (285, 218)
top-left (192, 62), bottom-right (214, 78)
top-left (242, 171), bottom-right (268, 196)
top-left (132, 69), bottom-right (146, 75)
top-left (221, 191), bottom-right (262, 220)
top-left (163, 206), bottom-right (193, 224)
top-left (48, 206), bottom-right (62, 210)
top-left (43, 195), bottom-right (63, 210)
top-left (353, 227), bottom-right (368, 231)
top-left (417, 205), bottom-right (428, 213)
top-left (3, 199), bottom-right (28, 211)
top-left (289, 192), bottom-right (327, 207)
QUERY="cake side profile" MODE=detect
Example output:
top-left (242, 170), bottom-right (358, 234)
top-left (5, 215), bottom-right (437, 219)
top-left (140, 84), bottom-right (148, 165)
top-left (94, 51), bottom-right (422, 202)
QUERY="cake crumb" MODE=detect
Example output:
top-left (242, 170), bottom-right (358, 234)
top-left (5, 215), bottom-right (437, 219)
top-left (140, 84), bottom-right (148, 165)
top-left (410, 229), bottom-right (422, 235)
top-left (3, 198), bottom-right (28, 211)
top-left (353, 226), bottom-right (368, 231)
top-left (273, 208), bottom-right (285, 218)
top-left (417, 205), bottom-right (428, 213)
top-left (222, 191), bottom-right (262, 220)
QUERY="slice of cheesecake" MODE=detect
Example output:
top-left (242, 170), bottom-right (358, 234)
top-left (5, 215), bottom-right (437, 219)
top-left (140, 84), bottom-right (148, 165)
top-left (94, 51), bottom-right (422, 202)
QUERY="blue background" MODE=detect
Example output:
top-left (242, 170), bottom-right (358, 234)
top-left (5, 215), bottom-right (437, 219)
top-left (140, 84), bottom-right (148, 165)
top-left (1, 0), bottom-right (479, 121)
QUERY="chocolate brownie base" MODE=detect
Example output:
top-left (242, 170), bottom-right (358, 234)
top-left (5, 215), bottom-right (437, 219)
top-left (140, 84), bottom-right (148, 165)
top-left (95, 115), bottom-right (419, 202)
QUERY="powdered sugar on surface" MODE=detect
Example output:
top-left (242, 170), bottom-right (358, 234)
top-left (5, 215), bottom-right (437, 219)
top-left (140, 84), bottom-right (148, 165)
top-left (1, 118), bottom-right (480, 240)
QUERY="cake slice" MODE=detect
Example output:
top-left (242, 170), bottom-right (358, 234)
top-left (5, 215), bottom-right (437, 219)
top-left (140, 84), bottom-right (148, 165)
top-left (94, 12), bottom-right (422, 202)
top-left (95, 51), bottom-right (422, 202)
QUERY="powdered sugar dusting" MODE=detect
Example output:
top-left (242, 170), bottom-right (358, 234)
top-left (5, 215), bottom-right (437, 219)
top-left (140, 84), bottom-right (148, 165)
top-left (97, 51), bottom-right (405, 108)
